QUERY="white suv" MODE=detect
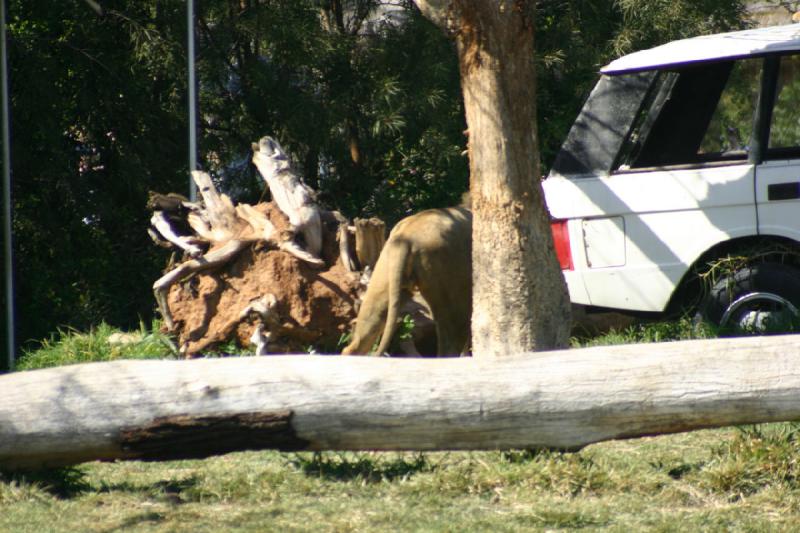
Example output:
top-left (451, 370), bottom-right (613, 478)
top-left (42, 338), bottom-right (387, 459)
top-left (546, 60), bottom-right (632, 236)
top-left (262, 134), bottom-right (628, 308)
top-left (543, 24), bottom-right (800, 332)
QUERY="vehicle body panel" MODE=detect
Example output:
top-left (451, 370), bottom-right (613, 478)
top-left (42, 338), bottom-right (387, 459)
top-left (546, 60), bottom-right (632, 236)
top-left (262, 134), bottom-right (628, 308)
top-left (756, 159), bottom-right (800, 241)
top-left (544, 164), bottom-right (757, 311)
top-left (544, 24), bottom-right (800, 316)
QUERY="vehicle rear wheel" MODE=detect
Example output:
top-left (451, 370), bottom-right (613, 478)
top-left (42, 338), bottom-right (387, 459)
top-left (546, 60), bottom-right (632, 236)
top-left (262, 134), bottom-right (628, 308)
top-left (698, 263), bottom-right (800, 335)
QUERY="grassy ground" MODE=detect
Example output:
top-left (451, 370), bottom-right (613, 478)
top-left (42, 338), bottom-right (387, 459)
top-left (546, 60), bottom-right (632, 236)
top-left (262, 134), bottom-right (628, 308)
top-left (4, 320), bottom-right (800, 532)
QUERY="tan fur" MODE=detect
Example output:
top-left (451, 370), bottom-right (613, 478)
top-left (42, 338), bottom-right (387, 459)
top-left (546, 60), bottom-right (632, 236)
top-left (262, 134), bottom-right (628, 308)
top-left (342, 206), bottom-right (472, 356)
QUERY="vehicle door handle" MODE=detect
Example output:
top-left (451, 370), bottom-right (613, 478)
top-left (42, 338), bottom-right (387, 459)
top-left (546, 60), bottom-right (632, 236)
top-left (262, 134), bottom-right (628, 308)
top-left (767, 182), bottom-right (800, 201)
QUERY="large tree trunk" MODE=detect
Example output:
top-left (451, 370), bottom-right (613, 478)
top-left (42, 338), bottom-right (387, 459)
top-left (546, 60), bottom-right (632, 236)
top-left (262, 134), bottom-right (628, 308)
top-left (3, 335), bottom-right (800, 470)
top-left (415, 1), bottom-right (571, 357)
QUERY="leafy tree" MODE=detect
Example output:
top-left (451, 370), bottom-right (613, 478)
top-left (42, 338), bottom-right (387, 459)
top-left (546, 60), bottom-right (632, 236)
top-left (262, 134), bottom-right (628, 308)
top-left (8, 0), bottom-right (188, 346)
top-left (6, 0), bottom-right (469, 347)
top-left (195, 1), bottom-right (467, 221)
top-left (4, 0), bottom-right (752, 350)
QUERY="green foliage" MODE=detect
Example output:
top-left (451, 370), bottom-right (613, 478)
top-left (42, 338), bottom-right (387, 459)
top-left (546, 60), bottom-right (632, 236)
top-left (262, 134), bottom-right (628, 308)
top-left (15, 321), bottom-right (177, 370)
top-left (336, 330), bottom-right (352, 351)
top-left (699, 58), bottom-right (761, 154)
top-left (768, 54), bottom-right (800, 148)
top-left (9, 0), bottom-right (189, 347)
top-left (195, 2), bottom-right (468, 221)
top-left (198, 338), bottom-right (244, 358)
top-left (697, 424), bottom-right (800, 497)
top-left (611, 0), bottom-right (750, 57)
top-left (8, 0), bottom-right (753, 346)
top-left (397, 313), bottom-right (415, 341)
top-left (0, 468), bottom-right (90, 501)
top-left (573, 316), bottom-right (717, 347)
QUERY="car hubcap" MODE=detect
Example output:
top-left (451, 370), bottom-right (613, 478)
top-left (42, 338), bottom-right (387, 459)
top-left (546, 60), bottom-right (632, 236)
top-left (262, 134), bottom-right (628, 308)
top-left (720, 292), bottom-right (800, 333)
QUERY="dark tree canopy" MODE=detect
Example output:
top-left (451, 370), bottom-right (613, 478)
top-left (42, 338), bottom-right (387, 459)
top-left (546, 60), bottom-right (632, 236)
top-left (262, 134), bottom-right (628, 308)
top-left (4, 0), bottom-right (751, 347)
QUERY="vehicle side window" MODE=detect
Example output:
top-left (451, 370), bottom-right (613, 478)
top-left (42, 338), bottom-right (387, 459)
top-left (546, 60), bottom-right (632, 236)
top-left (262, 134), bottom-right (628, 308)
top-left (768, 54), bottom-right (800, 155)
top-left (616, 59), bottom-right (760, 171)
top-left (697, 60), bottom-right (759, 157)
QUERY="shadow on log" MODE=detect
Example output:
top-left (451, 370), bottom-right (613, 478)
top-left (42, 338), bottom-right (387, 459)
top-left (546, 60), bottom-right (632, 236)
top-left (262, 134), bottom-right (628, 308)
top-left (3, 334), bottom-right (800, 470)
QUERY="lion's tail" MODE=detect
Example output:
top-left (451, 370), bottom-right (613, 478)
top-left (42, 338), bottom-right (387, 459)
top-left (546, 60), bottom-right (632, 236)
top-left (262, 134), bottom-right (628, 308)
top-left (374, 238), bottom-right (409, 356)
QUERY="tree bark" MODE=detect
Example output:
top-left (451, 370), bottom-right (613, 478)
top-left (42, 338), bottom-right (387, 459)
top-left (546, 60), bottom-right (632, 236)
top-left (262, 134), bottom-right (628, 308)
top-left (413, 0), bottom-right (453, 29)
top-left (414, 1), bottom-right (571, 357)
top-left (3, 335), bottom-right (800, 470)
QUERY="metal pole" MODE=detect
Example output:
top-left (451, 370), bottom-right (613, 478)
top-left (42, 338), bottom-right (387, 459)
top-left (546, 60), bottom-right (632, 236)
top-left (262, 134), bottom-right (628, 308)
top-left (187, 0), bottom-right (198, 201)
top-left (0, 0), bottom-right (14, 371)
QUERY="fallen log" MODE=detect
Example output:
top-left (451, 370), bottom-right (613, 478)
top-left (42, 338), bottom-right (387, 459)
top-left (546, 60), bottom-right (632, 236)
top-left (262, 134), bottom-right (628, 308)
top-left (3, 334), bottom-right (800, 470)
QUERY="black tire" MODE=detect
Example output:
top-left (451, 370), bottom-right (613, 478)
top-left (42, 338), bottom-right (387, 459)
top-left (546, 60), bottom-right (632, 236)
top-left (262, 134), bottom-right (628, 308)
top-left (698, 262), bottom-right (800, 334)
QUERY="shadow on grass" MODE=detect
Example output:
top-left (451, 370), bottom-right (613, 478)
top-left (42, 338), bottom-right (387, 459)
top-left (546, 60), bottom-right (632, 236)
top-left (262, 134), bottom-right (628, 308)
top-left (96, 475), bottom-right (199, 495)
top-left (500, 449), bottom-right (562, 463)
top-left (291, 452), bottom-right (434, 483)
top-left (95, 475), bottom-right (199, 506)
top-left (0, 467), bottom-right (91, 498)
top-left (104, 511), bottom-right (168, 533)
top-left (526, 508), bottom-right (608, 529)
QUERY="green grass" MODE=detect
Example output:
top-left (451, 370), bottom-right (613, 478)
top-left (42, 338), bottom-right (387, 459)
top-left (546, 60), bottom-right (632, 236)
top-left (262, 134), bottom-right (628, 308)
top-left (571, 315), bottom-right (718, 348)
top-left (5, 319), bottom-right (800, 531)
top-left (15, 315), bottom-right (713, 371)
top-left (15, 321), bottom-right (178, 371)
top-left (5, 428), bottom-right (800, 532)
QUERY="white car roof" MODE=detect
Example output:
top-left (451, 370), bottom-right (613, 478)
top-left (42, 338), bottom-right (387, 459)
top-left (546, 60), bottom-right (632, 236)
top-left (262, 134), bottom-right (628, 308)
top-left (602, 23), bottom-right (800, 75)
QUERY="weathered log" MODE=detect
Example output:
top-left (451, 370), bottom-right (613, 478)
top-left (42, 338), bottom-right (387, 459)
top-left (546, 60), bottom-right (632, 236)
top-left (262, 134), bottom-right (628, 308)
top-left (149, 211), bottom-right (206, 257)
top-left (251, 136), bottom-right (323, 258)
top-left (188, 170), bottom-right (240, 242)
top-left (235, 203), bottom-right (323, 266)
top-left (146, 192), bottom-right (207, 256)
top-left (354, 217), bottom-right (386, 271)
top-left (333, 211), bottom-right (358, 273)
top-left (3, 335), bottom-right (800, 470)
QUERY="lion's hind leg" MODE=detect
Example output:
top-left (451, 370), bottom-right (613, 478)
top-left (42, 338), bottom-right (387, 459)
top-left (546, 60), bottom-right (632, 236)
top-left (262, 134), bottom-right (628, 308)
top-left (341, 271), bottom-right (389, 355)
top-left (341, 321), bottom-right (383, 355)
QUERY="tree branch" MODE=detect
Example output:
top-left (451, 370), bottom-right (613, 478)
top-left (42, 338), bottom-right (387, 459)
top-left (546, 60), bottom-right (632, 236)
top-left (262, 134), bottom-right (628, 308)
top-left (82, 0), bottom-right (105, 17)
top-left (412, 0), bottom-right (455, 29)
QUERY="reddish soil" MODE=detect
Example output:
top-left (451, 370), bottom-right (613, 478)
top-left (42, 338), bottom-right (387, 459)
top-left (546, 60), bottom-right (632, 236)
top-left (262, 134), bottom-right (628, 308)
top-left (165, 203), bottom-right (361, 356)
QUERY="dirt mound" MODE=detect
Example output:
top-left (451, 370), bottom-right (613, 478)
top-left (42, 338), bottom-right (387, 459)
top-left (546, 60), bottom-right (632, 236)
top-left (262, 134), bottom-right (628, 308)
top-left (165, 202), bottom-right (361, 356)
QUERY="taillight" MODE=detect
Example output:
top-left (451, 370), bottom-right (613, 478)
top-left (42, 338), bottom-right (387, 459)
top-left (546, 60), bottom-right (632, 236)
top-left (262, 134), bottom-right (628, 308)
top-left (550, 219), bottom-right (573, 271)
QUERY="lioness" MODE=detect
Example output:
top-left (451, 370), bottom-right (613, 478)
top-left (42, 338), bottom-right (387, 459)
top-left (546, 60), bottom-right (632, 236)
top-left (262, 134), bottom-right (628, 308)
top-left (342, 206), bottom-right (472, 356)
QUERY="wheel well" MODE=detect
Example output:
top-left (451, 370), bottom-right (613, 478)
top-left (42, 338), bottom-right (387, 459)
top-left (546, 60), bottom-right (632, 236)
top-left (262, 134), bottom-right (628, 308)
top-left (665, 235), bottom-right (800, 316)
